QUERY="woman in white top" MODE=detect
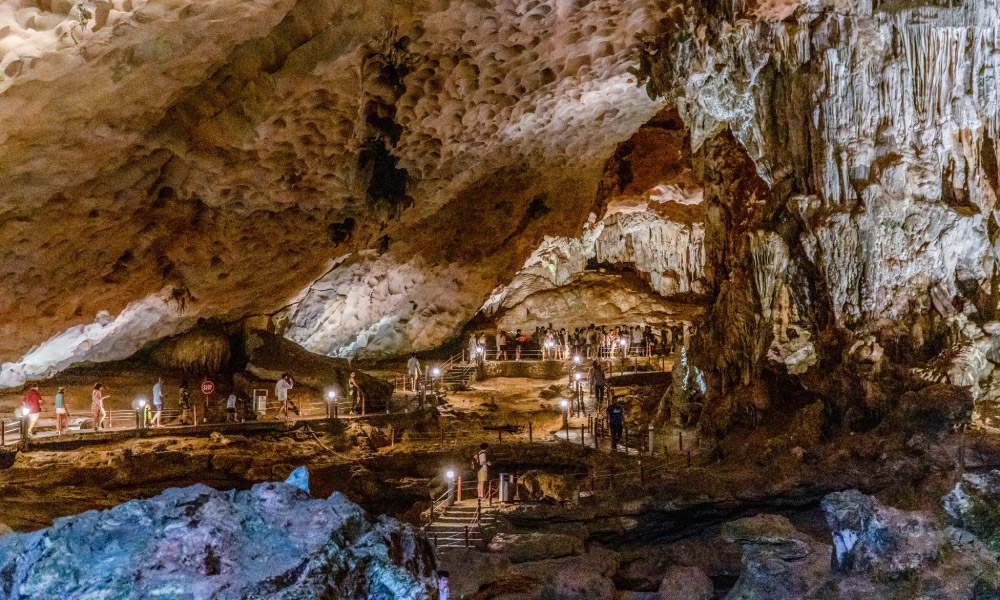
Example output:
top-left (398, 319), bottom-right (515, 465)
top-left (91, 383), bottom-right (107, 430)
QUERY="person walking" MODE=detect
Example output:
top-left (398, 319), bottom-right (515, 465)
top-left (475, 443), bottom-right (491, 499)
top-left (348, 371), bottom-right (363, 414)
top-left (91, 383), bottom-right (107, 430)
top-left (54, 386), bottom-right (69, 435)
top-left (407, 355), bottom-right (421, 392)
top-left (179, 381), bottom-right (191, 425)
top-left (151, 377), bottom-right (164, 428)
top-left (275, 373), bottom-right (296, 420)
top-left (607, 397), bottom-right (624, 452)
top-left (515, 329), bottom-right (526, 361)
top-left (22, 383), bottom-right (42, 437)
top-left (589, 361), bottom-right (606, 407)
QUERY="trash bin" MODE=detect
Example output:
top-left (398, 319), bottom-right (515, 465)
top-left (499, 473), bottom-right (513, 503)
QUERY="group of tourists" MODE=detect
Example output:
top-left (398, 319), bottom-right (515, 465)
top-left (468, 323), bottom-right (684, 362)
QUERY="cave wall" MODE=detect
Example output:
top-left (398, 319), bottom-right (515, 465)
top-left (631, 0), bottom-right (1000, 426)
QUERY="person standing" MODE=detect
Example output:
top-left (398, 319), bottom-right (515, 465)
top-left (407, 355), bottom-right (421, 392)
top-left (477, 332), bottom-right (488, 360)
top-left (22, 383), bottom-right (42, 437)
top-left (468, 333), bottom-right (479, 362)
top-left (515, 329), bottom-right (526, 361)
top-left (179, 381), bottom-right (191, 425)
top-left (607, 397), bottom-right (624, 451)
top-left (54, 386), bottom-right (69, 435)
top-left (275, 373), bottom-right (296, 420)
top-left (496, 330), bottom-right (507, 361)
top-left (475, 443), bottom-right (491, 499)
top-left (151, 377), bottom-right (164, 428)
top-left (226, 392), bottom-right (238, 423)
top-left (348, 371), bottom-right (363, 414)
top-left (91, 383), bottom-right (107, 430)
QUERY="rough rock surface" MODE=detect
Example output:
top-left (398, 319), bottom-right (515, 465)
top-left (516, 470), bottom-right (579, 505)
top-left (488, 532), bottom-right (583, 564)
top-left (0, 0), bottom-right (673, 378)
top-left (944, 470), bottom-right (1000, 553)
top-left (657, 565), bottom-right (713, 600)
top-left (0, 478), bottom-right (438, 599)
top-left (720, 514), bottom-right (829, 600)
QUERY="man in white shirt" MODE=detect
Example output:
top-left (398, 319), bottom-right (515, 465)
top-left (275, 374), bottom-right (295, 420)
top-left (406, 355), bottom-right (421, 392)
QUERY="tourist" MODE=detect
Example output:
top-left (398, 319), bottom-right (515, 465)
top-left (226, 392), bottom-right (238, 423)
top-left (407, 355), bottom-right (421, 392)
top-left (476, 443), bottom-right (491, 498)
top-left (543, 329), bottom-right (556, 360)
top-left (92, 383), bottom-right (107, 430)
top-left (496, 330), bottom-right (508, 361)
top-left (607, 397), bottom-right (624, 451)
top-left (631, 326), bottom-right (643, 355)
top-left (54, 386), bottom-right (68, 435)
top-left (22, 383), bottom-right (42, 436)
top-left (468, 333), bottom-right (478, 362)
top-left (275, 373), bottom-right (297, 420)
top-left (179, 381), bottom-right (191, 425)
top-left (151, 377), bottom-right (164, 428)
top-left (348, 371), bottom-right (363, 414)
top-left (515, 329), bottom-right (526, 361)
top-left (476, 331), bottom-right (486, 360)
top-left (589, 361), bottom-right (606, 407)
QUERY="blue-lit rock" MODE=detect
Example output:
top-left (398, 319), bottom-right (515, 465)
top-left (0, 479), bottom-right (438, 599)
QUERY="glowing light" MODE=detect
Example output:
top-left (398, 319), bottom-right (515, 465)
top-left (477, 346), bottom-right (484, 354)
top-left (573, 355), bottom-right (581, 364)
top-left (620, 339), bottom-right (628, 347)
top-left (138, 398), bottom-right (146, 407)
top-left (327, 390), bottom-right (336, 400)
top-left (575, 373), bottom-right (582, 381)
top-left (14, 408), bottom-right (24, 419)
top-left (560, 399), bottom-right (568, 410)
top-left (445, 469), bottom-right (455, 480)
top-left (547, 341), bottom-right (554, 348)
top-left (432, 368), bottom-right (441, 377)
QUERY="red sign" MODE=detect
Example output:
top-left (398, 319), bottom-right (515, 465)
top-left (201, 381), bottom-right (215, 395)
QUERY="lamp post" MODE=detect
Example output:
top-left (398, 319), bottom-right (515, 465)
top-left (620, 339), bottom-right (628, 375)
top-left (15, 408), bottom-right (28, 449)
top-left (561, 399), bottom-right (569, 436)
top-left (136, 398), bottom-right (146, 431)
top-left (575, 372), bottom-right (583, 417)
top-left (328, 390), bottom-right (338, 419)
top-left (446, 468), bottom-right (456, 505)
top-left (546, 340), bottom-right (554, 360)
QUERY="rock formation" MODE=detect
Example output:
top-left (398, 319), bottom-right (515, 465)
top-left (0, 472), bottom-right (439, 599)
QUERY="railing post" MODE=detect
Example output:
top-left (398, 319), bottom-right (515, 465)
top-left (648, 424), bottom-right (655, 456)
top-left (639, 459), bottom-right (645, 487)
top-left (687, 450), bottom-right (692, 469)
top-left (2, 420), bottom-right (5, 446)
top-left (193, 405), bottom-right (198, 426)
top-left (679, 431), bottom-right (683, 452)
top-left (362, 395), bottom-right (366, 416)
top-left (580, 423), bottom-right (584, 446)
top-left (465, 525), bottom-right (470, 548)
top-left (529, 421), bottom-right (533, 443)
top-left (457, 476), bottom-right (462, 502)
top-left (498, 429), bottom-right (502, 445)
top-left (390, 426), bottom-right (395, 448)
top-left (109, 410), bottom-right (113, 429)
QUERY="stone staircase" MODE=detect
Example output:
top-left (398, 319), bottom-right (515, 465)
top-left (425, 499), bottom-right (496, 550)
top-left (442, 362), bottom-right (477, 389)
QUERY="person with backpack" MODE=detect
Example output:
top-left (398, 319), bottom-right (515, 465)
top-left (475, 443), bottom-right (491, 499)
top-left (607, 397), bottom-right (624, 451)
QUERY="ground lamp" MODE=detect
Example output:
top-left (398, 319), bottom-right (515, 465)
top-left (446, 468), bottom-right (456, 503)
top-left (574, 372), bottom-right (583, 416)
top-left (327, 390), bottom-right (337, 419)
top-left (561, 398), bottom-right (569, 430)
top-left (136, 398), bottom-right (146, 430)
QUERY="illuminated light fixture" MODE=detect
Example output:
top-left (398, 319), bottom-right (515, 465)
top-left (575, 373), bottom-right (582, 381)
top-left (14, 408), bottom-right (24, 419)
top-left (574, 355), bottom-right (581, 364)
top-left (547, 341), bottom-right (554, 348)
top-left (432, 368), bottom-right (441, 377)
top-left (327, 390), bottom-right (336, 400)
top-left (560, 399), bottom-right (568, 410)
top-left (620, 339), bottom-right (628, 347)
top-left (477, 346), bottom-right (484, 354)
top-left (138, 398), bottom-right (146, 407)
top-left (445, 469), bottom-right (455, 480)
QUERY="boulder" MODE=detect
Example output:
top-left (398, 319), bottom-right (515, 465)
top-left (488, 532), bottom-right (583, 563)
top-left (721, 514), bottom-right (829, 600)
top-left (505, 545), bottom-right (618, 599)
top-left (944, 470), bottom-right (1000, 553)
top-left (438, 548), bottom-right (511, 598)
top-left (516, 470), bottom-right (579, 505)
top-left (822, 489), bottom-right (942, 576)
top-left (658, 565), bottom-right (713, 600)
top-left (0, 477), bottom-right (437, 599)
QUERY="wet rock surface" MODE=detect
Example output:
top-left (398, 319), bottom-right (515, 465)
top-left (0, 477), bottom-right (438, 599)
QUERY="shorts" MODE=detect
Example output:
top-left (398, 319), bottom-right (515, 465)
top-left (153, 404), bottom-right (162, 412)
top-left (226, 407), bottom-right (236, 413)
top-left (478, 466), bottom-right (488, 482)
top-left (55, 407), bottom-right (67, 415)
